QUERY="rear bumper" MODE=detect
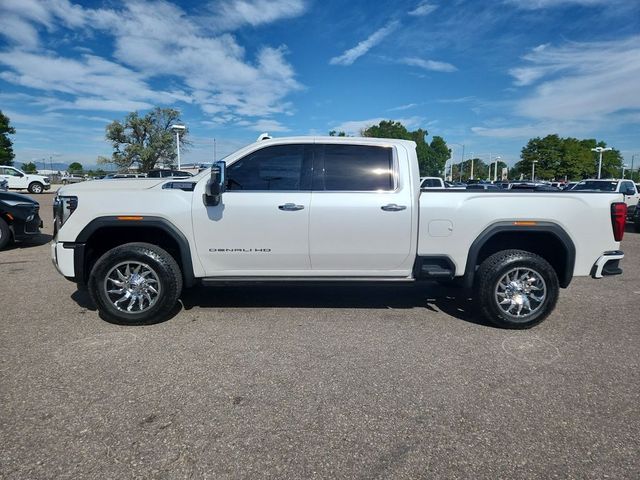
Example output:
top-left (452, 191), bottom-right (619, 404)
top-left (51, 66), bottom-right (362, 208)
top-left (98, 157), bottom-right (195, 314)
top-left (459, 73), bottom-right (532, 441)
top-left (591, 250), bottom-right (624, 279)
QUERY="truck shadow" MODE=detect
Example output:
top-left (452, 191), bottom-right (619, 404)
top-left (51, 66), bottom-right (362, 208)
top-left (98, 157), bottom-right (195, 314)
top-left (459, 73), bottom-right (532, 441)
top-left (71, 283), bottom-right (492, 327)
top-left (179, 283), bottom-right (492, 327)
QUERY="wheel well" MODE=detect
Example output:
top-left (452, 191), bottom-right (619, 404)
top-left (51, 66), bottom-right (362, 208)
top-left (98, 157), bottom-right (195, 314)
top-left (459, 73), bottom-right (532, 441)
top-left (473, 231), bottom-right (572, 287)
top-left (83, 226), bottom-right (183, 283)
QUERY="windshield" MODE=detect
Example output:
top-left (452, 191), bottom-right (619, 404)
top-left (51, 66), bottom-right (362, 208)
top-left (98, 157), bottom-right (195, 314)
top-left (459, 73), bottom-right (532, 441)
top-left (572, 181), bottom-right (617, 192)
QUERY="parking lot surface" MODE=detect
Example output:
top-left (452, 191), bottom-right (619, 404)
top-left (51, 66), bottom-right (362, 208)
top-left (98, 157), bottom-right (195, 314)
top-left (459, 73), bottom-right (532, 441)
top-left (1, 192), bottom-right (639, 479)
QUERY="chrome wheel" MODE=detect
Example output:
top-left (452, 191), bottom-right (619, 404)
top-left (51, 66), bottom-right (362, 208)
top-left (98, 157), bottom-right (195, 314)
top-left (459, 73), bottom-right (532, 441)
top-left (494, 267), bottom-right (546, 318)
top-left (103, 261), bottom-right (161, 314)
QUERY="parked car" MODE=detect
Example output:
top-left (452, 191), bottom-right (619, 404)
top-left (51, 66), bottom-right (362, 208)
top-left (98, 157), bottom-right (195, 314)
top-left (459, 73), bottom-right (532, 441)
top-left (61, 174), bottom-right (86, 185)
top-left (147, 169), bottom-right (193, 178)
top-left (52, 136), bottom-right (626, 329)
top-left (0, 190), bottom-right (43, 250)
top-left (0, 166), bottom-right (51, 194)
top-left (104, 173), bottom-right (147, 179)
top-left (466, 183), bottom-right (501, 190)
top-left (420, 177), bottom-right (446, 189)
top-left (0, 178), bottom-right (8, 191)
top-left (509, 182), bottom-right (559, 191)
top-left (572, 179), bottom-right (639, 218)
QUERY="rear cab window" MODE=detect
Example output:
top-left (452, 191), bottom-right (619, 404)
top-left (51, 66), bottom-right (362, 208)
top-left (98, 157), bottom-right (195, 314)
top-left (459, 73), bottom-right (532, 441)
top-left (315, 144), bottom-right (395, 191)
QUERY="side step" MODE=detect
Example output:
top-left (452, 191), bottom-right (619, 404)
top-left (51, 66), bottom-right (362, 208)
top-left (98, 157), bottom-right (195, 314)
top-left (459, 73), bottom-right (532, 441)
top-left (415, 256), bottom-right (456, 280)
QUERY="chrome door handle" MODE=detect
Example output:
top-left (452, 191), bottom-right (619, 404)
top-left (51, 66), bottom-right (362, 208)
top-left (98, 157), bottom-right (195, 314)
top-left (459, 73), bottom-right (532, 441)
top-left (278, 203), bottom-right (304, 211)
top-left (381, 204), bottom-right (407, 211)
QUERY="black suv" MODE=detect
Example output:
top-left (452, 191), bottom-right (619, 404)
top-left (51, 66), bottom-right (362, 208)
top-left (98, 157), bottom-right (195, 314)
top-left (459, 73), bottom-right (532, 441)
top-left (147, 169), bottom-right (193, 178)
top-left (0, 191), bottom-right (43, 250)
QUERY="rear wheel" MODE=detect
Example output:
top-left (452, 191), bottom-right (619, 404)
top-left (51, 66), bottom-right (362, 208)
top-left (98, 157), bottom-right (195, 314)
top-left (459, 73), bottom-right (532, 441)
top-left (28, 182), bottom-right (43, 194)
top-left (88, 242), bottom-right (183, 325)
top-left (475, 249), bottom-right (559, 329)
top-left (0, 217), bottom-right (11, 250)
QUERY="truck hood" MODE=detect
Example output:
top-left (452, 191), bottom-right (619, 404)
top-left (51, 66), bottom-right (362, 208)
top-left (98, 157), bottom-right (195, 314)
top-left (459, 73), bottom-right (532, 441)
top-left (58, 178), bottom-right (167, 195)
top-left (0, 190), bottom-right (38, 205)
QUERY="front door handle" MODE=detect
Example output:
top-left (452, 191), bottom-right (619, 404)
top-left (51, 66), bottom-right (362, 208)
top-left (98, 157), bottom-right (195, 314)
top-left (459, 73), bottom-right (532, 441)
top-left (278, 203), bottom-right (304, 211)
top-left (381, 204), bottom-right (407, 212)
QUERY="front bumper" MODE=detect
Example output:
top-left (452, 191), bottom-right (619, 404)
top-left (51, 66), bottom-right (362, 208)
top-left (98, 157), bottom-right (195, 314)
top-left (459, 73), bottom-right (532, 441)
top-left (591, 250), bottom-right (624, 279)
top-left (10, 209), bottom-right (43, 241)
top-left (51, 240), bottom-right (77, 279)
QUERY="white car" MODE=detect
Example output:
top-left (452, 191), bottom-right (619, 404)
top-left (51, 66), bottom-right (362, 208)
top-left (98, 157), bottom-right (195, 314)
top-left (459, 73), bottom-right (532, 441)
top-left (52, 136), bottom-right (626, 329)
top-left (61, 174), bottom-right (86, 185)
top-left (572, 179), bottom-right (639, 218)
top-left (0, 166), bottom-right (51, 194)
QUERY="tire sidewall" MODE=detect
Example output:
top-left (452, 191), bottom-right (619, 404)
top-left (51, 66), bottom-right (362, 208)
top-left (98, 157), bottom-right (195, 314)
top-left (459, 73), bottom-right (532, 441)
top-left (0, 217), bottom-right (11, 250)
top-left (479, 251), bottom-right (559, 329)
top-left (89, 244), bottom-right (182, 325)
top-left (29, 182), bottom-right (43, 194)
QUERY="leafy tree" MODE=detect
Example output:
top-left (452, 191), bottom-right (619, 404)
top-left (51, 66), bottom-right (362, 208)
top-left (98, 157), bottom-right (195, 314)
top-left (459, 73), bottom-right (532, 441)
top-left (512, 134), bottom-right (623, 180)
top-left (21, 162), bottom-right (37, 173)
top-left (98, 107), bottom-right (187, 173)
top-left (362, 120), bottom-right (450, 176)
top-left (68, 162), bottom-right (83, 173)
top-left (0, 110), bottom-right (16, 166)
top-left (329, 130), bottom-right (347, 137)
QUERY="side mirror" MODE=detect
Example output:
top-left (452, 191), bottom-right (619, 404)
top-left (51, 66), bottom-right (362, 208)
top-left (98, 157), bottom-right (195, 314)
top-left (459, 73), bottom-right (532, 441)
top-left (203, 161), bottom-right (226, 206)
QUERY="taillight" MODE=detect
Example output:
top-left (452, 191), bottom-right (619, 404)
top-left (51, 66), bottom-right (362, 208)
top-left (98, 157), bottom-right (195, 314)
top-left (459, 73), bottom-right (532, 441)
top-left (611, 202), bottom-right (627, 242)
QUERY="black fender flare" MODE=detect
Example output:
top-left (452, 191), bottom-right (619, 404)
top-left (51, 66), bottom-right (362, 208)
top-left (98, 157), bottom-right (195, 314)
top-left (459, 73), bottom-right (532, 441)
top-left (73, 216), bottom-right (195, 287)
top-left (463, 221), bottom-right (576, 289)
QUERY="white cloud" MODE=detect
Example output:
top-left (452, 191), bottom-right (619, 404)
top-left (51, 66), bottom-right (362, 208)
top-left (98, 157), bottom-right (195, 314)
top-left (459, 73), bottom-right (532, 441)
top-left (330, 21), bottom-right (399, 66)
top-left (389, 103), bottom-right (419, 111)
top-left (205, 0), bottom-right (307, 31)
top-left (0, 0), bottom-right (302, 125)
top-left (401, 57), bottom-right (457, 73)
top-left (408, 2), bottom-right (438, 16)
top-left (249, 119), bottom-right (289, 132)
top-left (511, 36), bottom-right (640, 121)
top-left (505, 0), bottom-right (616, 9)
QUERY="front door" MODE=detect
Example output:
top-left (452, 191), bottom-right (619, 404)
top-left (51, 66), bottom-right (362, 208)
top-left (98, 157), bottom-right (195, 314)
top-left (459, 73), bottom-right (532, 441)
top-left (0, 167), bottom-right (26, 189)
top-left (192, 143), bottom-right (313, 276)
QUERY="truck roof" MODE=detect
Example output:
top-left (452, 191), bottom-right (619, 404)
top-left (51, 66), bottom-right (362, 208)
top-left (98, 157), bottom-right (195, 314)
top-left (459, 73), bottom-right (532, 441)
top-left (254, 135), bottom-right (417, 149)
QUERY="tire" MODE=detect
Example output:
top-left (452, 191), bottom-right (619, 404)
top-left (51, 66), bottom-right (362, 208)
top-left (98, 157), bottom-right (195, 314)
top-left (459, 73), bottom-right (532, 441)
top-left (475, 249), bottom-right (559, 329)
top-left (0, 217), bottom-right (11, 250)
top-left (28, 182), bottom-right (44, 194)
top-left (62, 179), bottom-right (68, 185)
top-left (88, 242), bottom-right (183, 325)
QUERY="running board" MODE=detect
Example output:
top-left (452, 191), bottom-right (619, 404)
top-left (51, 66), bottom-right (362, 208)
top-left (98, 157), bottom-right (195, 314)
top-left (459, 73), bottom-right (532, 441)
top-left (414, 256), bottom-right (456, 280)
top-left (201, 276), bottom-right (414, 286)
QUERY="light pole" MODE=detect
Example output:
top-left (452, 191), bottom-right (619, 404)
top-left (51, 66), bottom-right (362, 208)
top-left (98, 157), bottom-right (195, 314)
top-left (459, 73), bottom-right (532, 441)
top-left (631, 154), bottom-right (636, 182)
top-left (622, 164), bottom-right (628, 178)
top-left (470, 152), bottom-right (475, 180)
top-left (171, 124), bottom-right (186, 169)
top-left (493, 155), bottom-right (501, 182)
top-left (591, 146), bottom-right (612, 179)
top-left (532, 160), bottom-right (538, 182)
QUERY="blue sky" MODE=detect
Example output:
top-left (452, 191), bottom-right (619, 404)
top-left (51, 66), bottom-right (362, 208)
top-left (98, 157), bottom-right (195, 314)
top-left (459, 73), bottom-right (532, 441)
top-left (1, 0), bottom-right (639, 170)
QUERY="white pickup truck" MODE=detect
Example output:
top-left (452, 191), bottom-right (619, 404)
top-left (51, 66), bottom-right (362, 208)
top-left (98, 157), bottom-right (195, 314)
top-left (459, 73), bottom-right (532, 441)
top-left (51, 136), bottom-right (627, 328)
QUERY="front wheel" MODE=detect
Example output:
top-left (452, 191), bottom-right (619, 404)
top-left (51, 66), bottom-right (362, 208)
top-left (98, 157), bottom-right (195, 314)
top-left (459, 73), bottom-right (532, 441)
top-left (475, 249), bottom-right (559, 329)
top-left (0, 217), bottom-right (11, 250)
top-left (28, 182), bottom-right (44, 194)
top-left (88, 243), bottom-right (183, 325)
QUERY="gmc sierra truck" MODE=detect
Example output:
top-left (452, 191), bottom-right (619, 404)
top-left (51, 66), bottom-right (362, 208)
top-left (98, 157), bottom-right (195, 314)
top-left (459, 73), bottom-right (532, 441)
top-left (51, 136), bottom-right (627, 328)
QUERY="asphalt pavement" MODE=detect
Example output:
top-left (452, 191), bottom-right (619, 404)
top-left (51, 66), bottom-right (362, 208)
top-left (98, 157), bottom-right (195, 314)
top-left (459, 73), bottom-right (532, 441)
top-left (1, 191), bottom-right (638, 479)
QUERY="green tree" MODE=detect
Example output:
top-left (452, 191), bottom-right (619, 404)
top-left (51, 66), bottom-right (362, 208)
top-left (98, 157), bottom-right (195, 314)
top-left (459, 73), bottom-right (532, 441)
top-left (0, 110), bottom-right (16, 166)
top-left (68, 162), bottom-right (83, 173)
top-left (329, 130), bottom-right (347, 137)
top-left (99, 107), bottom-right (187, 173)
top-left (21, 162), bottom-right (37, 173)
top-left (513, 135), bottom-right (623, 180)
top-left (362, 120), bottom-right (450, 176)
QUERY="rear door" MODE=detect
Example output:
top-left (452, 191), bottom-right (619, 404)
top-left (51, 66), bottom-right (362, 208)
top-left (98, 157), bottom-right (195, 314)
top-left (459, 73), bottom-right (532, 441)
top-left (308, 143), bottom-right (414, 276)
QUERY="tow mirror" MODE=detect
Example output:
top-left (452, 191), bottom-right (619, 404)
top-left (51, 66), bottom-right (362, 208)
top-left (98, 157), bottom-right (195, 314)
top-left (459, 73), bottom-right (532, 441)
top-left (204, 161), bottom-right (226, 206)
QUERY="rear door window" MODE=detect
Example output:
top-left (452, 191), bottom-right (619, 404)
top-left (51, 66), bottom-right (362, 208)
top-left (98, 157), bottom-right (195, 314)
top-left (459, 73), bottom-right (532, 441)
top-left (316, 144), bottom-right (394, 191)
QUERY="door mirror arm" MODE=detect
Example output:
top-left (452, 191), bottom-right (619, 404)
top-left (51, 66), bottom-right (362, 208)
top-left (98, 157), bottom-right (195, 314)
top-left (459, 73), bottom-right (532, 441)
top-left (203, 161), bottom-right (226, 206)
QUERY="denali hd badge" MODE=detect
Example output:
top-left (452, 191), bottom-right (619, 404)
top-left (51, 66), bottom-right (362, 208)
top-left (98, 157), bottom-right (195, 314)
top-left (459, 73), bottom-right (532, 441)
top-left (209, 248), bottom-right (271, 253)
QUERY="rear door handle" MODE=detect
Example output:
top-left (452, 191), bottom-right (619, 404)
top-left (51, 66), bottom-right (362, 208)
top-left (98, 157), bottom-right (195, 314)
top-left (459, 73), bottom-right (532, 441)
top-left (381, 204), bottom-right (407, 211)
top-left (278, 203), bottom-right (304, 211)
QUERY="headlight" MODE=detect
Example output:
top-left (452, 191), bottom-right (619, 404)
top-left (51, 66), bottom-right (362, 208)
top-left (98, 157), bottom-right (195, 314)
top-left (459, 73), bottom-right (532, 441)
top-left (53, 196), bottom-right (78, 229)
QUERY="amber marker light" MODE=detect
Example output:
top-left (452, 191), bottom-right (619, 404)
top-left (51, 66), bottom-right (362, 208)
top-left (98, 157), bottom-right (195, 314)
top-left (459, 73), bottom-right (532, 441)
top-left (513, 221), bottom-right (537, 226)
top-left (117, 216), bottom-right (144, 221)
